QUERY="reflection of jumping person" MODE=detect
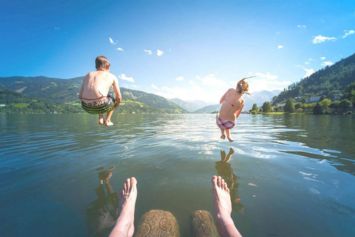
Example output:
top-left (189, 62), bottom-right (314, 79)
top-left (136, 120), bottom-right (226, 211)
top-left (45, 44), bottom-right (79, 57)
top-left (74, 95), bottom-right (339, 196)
top-left (216, 148), bottom-right (244, 213)
top-left (109, 176), bottom-right (242, 237)
top-left (86, 167), bottom-right (118, 237)
top-left (79, 56), bottom-right (122, 126)
top-left (217, 78), bottom-right (250, 142)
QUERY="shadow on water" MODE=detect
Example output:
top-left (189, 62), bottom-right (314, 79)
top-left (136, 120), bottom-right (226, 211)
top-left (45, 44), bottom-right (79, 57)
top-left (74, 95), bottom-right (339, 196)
top-left (86, 167), bottom-right (118, 237)
top-left (215, 148), bottom-right (244, 213)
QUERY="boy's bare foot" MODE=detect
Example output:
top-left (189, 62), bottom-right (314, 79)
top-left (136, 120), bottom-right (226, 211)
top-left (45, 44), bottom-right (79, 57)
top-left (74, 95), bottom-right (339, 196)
top-left (109, 177), bottom-right (137, 237)
top-left (98, 115), bottom-right (104, 125)
top-left (105, 121), bottom-right (114, 127)
top-left (212, 176), bottom-right (242, 237)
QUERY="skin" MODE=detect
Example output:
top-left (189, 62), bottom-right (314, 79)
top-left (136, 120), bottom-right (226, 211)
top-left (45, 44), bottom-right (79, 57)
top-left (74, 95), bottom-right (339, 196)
top-left (218, 88), bottom-right (244, 142)
top-left (109, 177), bottom-right (137, 237)
top-left (109, 176), bottom-right (242, 237)
top-left (212, 175), bottom-right (242, 237)
top-left (79, 68), bottom-right (122, 126)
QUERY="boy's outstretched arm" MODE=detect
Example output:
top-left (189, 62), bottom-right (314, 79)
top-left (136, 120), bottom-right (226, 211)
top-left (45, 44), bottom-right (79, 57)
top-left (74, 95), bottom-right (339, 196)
top-left (112, 76), bottom-right (122, 105)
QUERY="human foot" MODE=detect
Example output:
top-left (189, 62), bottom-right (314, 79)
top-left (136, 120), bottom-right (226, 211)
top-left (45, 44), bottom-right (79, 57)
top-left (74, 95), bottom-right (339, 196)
top-left (227, 137), bottom-right (234, 142)
top-left (105, 120), bottom-right (114, 127)
top-left (212, 176), bottom-right (242, 237)
top-left (98, 115), bottom-right (104, 125)
top-left (221, 135), bottom-right (226, 140)
top-left (109, 177), bottom-right (137, 237)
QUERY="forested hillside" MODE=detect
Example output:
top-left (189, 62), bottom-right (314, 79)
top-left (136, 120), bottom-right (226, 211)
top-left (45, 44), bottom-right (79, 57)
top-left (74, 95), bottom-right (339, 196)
top-left (272, 53), bottom-right (355, 104)
top-left (0, 76), bottom-right (185, 114)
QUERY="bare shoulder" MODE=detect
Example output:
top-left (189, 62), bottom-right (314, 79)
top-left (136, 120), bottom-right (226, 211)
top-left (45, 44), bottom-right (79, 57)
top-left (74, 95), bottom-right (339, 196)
top-left (226, 88), bottom-right (235, 95)
top-left (108, 72), bottom-right (119, 84)
top-left (84, 71), bottom-right (94, 81)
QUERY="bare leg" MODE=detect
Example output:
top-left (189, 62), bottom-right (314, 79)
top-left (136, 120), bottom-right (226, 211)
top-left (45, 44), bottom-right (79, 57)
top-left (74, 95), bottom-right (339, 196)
top-left (98, 114), bottom-right (104, 125)
top-left (105, 110), bottom-right (114, 126)
top-left (109, 177), bottom-right (137, 237)
top-left (225, 148), bottom-right (234, 162)
top-left (226, 129), bottom-right (233, 142)
top-left (220, 128), bottom-right (226, 140)
top-left (212, 176), bottom-right (242, 237)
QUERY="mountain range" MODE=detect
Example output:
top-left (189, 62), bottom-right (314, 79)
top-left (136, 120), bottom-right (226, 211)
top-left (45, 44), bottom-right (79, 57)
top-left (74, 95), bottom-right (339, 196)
top-left (0, 76), bottom-right (185, 114)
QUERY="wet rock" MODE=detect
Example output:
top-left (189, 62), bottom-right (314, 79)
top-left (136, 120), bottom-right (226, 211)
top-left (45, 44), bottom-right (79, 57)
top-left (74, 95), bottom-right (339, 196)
top-left (135, 209), bottom-right (180, 237)
top-left (191, 210), bottom-right (220, 237)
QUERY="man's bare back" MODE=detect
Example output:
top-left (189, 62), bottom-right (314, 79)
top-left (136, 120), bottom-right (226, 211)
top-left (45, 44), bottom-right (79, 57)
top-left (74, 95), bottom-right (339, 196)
top-left (80, 71), bottom-right (120, 103)
top-left (79, 56), bottom-right (122, 126)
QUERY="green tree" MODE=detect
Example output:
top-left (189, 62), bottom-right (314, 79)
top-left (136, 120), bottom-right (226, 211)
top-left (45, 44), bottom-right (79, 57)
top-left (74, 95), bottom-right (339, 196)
top-left (339, 99), bottom-right (352, 112)
top-left (313, 103), bottom-right (323, 114)
top-left (250, 103), bottom-right (259, 114)
top-left (320, 98), bottom-right (332, 113)
top-left (262, 102), bottom-right (272, 113)
top-left (284, 99), bottom-right (295, 113)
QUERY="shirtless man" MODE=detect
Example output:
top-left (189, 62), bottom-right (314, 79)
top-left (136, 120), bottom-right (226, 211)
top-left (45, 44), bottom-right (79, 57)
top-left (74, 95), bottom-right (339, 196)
top-left (79, 56), bottom-right (122, 126)
top-left (109, 176), bottom-right (242, 237)
top-left (217, 79), bottom-right (249, 142)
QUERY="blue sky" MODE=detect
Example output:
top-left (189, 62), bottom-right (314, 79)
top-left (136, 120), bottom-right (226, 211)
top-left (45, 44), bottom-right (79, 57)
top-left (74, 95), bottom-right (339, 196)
top-left (1, 0), bottom-right (354, 102)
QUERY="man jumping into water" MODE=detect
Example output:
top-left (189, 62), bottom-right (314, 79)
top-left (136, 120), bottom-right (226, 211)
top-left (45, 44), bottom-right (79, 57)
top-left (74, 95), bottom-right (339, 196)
top-left (109, 176), bottom-right (242, 237)
top-left (79, 56), bottom-right (122, 126)
top-left (217, 78), bottom-right (250, 142)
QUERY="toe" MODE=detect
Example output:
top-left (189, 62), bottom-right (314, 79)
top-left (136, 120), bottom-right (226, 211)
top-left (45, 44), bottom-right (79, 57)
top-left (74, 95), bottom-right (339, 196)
top-left (217, 176), bottom-right (222, 188)
top-left (211, 176), bottom-right (218, 186)
top-left (130, 177), bottom-right (137, 191)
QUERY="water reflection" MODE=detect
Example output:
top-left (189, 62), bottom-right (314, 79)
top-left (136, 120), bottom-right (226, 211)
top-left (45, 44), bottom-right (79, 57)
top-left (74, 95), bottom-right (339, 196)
top-left (215, 148), bottom-right (244, 213)
top-left (86, 167), bottom-right (118, 237)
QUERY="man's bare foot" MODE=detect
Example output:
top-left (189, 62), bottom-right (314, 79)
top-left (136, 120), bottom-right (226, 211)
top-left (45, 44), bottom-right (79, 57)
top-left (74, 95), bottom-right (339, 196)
top-left (109, 177), bottom-right (137, 237)
top-left (212, 176), bottom-right (242, 237)
top-left (98, 115), bottom-right (104, 125)
top-left (105, 120), bottom-right (114, 127)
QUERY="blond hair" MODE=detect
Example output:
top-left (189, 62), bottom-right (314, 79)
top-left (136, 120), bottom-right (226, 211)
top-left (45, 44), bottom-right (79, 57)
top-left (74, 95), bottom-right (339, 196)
top-left (237, 79), bottom-right (249, 94)
top-left (95, 55), bottom-right (110, 70)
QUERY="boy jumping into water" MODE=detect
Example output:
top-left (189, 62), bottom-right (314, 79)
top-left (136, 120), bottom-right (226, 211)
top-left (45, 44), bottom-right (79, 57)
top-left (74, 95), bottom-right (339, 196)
top-left (79, 56), bottom-right (122, 126)
top-left (217, 78), bottom-right (250, 142)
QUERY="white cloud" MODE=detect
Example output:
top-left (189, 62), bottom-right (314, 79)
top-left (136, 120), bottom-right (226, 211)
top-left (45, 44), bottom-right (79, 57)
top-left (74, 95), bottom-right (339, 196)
top-left (342, 29), bottom-right (355, 38)
top-left (312, 35), bottom-right (336, 44)
top-left (304, 68), bottom-right (315, 77)
top-left (144, 49), bottom-right (153, 55)
top-left (116, 47), bottom-right (124, 52)
top-left (277, 44), bottom-right (284, 49)
top-left (322, 61), bottom-right (333, 67)
top-left (151, 84), bottom-right (160, 90)
top-left (156, 49), bottom-right (164, 57)
top-left (118, 73), bottom-right (135, 83)
top-left (176, 76), bottom-right (184, 81)
top-left (320, 56), bottom-right (326, 61)
top-left (149, 74), bottom-right (229, 103)
top-left (250, 72), bottom-right (290, 92)
top-left (149, 73), bottom-right (292, 103)
top-left (297, 24), bottom-right (307, 29)
top-left (254, 72), bottom-right (278, 80)
top-left (109, 37), bottom-right (117, 45)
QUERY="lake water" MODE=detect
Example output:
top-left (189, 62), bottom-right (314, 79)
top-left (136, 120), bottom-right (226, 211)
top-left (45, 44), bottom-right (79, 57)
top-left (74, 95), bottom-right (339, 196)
top-left (0, 113), bottom-right (354, 237)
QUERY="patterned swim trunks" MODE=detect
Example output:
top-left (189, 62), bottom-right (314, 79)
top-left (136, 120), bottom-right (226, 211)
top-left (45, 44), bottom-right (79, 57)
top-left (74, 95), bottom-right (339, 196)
top-left (81, 94), bottom-right (116, 114)
top-left (216, 117), bottom-right (235, 129)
